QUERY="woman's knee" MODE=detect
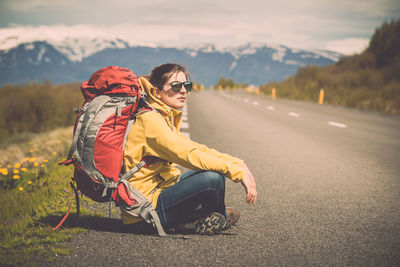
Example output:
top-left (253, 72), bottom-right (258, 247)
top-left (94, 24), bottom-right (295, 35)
top-left (201, 171), bottom-right (225, 190)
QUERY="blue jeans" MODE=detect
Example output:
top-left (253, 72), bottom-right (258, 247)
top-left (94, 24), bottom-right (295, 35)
top-left (155, 170), bottom-right (226, 229)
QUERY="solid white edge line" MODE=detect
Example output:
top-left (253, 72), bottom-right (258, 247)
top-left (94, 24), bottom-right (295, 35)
top-left (328, 121), bottom-right (347, 128)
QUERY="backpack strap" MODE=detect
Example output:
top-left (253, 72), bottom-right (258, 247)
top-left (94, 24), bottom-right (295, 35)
top-left (117, 179), bottom-right (169, 237)
top-left (119, 160), bottom-right (147, 181)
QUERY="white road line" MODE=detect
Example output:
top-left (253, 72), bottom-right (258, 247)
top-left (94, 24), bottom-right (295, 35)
top-left (181, 122), bottom-right (189, 129)
top-left (328, 121), bottom-right (347, 128)
top-left (288, 112), bottom-right (300, 117)
top-left (252, 101), bottom-right (259, 106)
top-left (181, 132), bottom-right (190, 138)
top-left (267, 106), bottom-right (275, 111)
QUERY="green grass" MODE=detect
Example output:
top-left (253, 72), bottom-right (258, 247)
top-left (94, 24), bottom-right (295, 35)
top-left (0, 160), bottom-right (84, 266)
top-left (0, 128), bottom-right (106, 266)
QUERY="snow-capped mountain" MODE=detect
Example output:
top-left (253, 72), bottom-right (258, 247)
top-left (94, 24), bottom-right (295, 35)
top-left (0, 36), bottom-right (342, 87)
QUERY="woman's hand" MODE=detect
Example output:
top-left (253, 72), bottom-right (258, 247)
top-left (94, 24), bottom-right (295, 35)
top-left (241, 163), bottom-right (257, 204)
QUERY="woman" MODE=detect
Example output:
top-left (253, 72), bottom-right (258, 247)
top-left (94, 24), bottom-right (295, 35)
top-left (122, 63), bottom-right (257, 235)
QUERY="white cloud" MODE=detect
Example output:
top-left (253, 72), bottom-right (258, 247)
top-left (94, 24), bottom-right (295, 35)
top-left (0, 0), bottom-right (398, 55)
top-left (0, 23), bottom-right (374, 56)
top-left (324, 38), bottom-right (370, 55)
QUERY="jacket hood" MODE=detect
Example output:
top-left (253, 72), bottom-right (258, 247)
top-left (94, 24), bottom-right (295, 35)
top-left (138, 76), bottom-right (182, 130)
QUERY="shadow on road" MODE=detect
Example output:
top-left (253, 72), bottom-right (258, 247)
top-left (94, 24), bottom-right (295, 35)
top-left (41, 214), bottom-right (239, 237)
top-left (41, 214), bottom-right (157, 235)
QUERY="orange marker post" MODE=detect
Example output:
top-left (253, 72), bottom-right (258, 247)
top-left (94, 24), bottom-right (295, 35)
top-left (272, 88), bottom-right (276, 100)
top-left (319, 88), bottom-right (324, 105)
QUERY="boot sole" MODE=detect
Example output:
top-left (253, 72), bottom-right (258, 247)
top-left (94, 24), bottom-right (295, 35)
top-left (194, 212), bottom-right (226, 235)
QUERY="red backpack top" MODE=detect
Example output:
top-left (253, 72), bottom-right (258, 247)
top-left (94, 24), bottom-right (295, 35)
top-left (80, 66), bottom-right (140, 101)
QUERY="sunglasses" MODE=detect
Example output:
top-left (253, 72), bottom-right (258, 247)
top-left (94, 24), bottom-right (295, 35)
top-left (169, 81), bottom-right (193, 92)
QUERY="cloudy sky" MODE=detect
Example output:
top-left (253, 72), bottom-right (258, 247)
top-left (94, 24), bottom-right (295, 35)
top-left (0, 0), bottom-right (399, 55)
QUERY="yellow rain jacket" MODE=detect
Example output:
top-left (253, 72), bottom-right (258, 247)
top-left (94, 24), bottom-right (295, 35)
top-left (121, 77), bottom-right (245, 224)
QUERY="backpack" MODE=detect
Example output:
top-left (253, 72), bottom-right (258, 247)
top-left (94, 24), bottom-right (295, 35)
top-left (57, 66), bottom-right (167, 236)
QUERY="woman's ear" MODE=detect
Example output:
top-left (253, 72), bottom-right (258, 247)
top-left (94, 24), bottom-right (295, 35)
top-left (154, 88), bottom-right (162, 99)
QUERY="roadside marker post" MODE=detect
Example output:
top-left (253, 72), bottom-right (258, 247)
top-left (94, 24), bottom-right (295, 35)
top-left (319, 88), bottom-right (324, 105)
top-left (272, 88), bottom-right (276, 100)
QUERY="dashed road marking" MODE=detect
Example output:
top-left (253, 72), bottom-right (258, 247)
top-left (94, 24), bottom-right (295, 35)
top-left (288, 112), bottom-right (300, 117)
top-left (328, 121), bottom-right (347, 128)
top-left (180, 105), bottom-right (190, 137)
top-left (218, 92), bottom-right (351, 130)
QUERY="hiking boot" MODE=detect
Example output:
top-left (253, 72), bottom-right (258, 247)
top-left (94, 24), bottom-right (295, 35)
top-left (194, 212), bottom-right (226, 235)
top-left (225, 207), bottom-right (240, 229)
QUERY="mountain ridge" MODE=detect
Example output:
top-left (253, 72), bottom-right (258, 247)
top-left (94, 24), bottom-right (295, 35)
top-left (0, 39), bottom-right (342, 87)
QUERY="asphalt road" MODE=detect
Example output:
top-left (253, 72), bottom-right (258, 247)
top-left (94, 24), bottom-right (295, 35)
top-left (42, 90), bottom-right (400, 266)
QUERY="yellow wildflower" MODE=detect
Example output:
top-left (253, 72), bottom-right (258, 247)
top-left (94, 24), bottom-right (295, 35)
top-left (13, 175), bottom-right (20, 179)
top-left (43, 160), bottom-right (49, 163)
top-left (19, 187), bottom-right (24, 191)
top-left (34, 162), bottom-right (39, 167)
top-left (7, 165), bottom-right (11, 168)
top-left (30, 158), bottom-right (36, 162)
top-left (52, 152), bottom-right (57, 156)
top-left (41, 164), bottom-right (45, 168)
top-left (15, 163), bottom-right (21, 168)
top-left (13, 169), bottom-right (20, 174)
top-left (24, 157), bottom-right (30, 161)
top-left (21, 167), bottom-right (27, 172)
top-left (1, 169), bottom-right (8, 175)
top-left (28, 181), bottom-right (32, 185)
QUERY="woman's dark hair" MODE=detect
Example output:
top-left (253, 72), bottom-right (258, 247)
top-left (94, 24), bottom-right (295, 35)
top-left (149, 63), bottom-right (190, 90)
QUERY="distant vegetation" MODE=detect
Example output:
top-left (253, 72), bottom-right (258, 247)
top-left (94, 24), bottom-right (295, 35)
top-left (215, 76), bottom-right (248, 89)
top-left (0, 81), bottom-right (82, 144)
top-left (259, 18), bottom-right (400, 114)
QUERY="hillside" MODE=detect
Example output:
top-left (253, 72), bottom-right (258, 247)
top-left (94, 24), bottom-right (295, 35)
top-left (259, 19), bottom-right (400, 114)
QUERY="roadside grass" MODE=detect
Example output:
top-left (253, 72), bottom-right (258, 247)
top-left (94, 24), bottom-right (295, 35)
top-left (0, 127), bottom-right (104, 266)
